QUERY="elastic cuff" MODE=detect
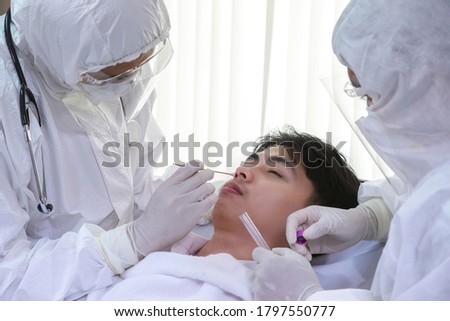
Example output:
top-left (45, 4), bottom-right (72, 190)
top-left (97, 224), bottom-right (140, 274)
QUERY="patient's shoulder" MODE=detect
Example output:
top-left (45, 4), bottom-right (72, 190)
top-left (171, 232), bottom-right (209, 255)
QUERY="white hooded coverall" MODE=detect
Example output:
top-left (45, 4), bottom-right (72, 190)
top-left (0, 0), bottom-right (170, 299)
top-left (309, 0), bottom-right (450, 300)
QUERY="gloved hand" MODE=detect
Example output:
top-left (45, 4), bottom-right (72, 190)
top-left (286, 198), bottom-right (392, 259)
top-left (98, 161), bottom-right (217, 274)
top-left (252, 247), bottom-right (322, 301)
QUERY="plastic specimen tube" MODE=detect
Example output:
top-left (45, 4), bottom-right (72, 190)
top-left (239, 212), bottom-right (270, 250)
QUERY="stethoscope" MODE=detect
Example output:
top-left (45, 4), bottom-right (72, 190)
top-left (4, 9), bottom-right (53, 214)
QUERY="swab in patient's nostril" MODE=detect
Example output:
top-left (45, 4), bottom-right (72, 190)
top-left (173, 163), bottom-right (234, 176)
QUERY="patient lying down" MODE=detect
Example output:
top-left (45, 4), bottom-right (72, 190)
top-left (88, 127), bottom-right (383, 300)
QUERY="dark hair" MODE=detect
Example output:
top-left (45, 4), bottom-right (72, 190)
top-left (253, 125), bottom-right (360, 209)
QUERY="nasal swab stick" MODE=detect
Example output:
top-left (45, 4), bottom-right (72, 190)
top-left (239, 212), bottom-right (270, 250)
top-left (173, 162), bottom-right (234, 176)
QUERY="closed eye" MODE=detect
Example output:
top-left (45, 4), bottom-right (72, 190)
top-left (268, 170), bottom-right (282, 177)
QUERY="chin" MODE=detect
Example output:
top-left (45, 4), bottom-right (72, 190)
top-left (210, 199), bottom-right (245, 221)
top-left (215, 195), bottom-right (241, 211)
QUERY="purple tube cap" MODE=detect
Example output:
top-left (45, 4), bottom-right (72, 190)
top-left (296, 230), bottom-right (307, 245)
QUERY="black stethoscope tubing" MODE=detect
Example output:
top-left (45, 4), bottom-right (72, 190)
top-left (4, 8), bottom-right (53, 214)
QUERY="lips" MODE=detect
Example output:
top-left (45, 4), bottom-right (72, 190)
top-left (221, 181), bottom-right (243, 195)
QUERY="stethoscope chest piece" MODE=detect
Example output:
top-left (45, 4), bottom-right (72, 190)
top-left (38, 203), bottom-right (53, 214)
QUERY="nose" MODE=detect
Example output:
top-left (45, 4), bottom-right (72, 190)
top-left (234, 165), bottom-right (254, 182)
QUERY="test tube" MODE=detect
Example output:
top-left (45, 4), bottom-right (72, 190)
top-left (239, 212), bottom-right (270, 250)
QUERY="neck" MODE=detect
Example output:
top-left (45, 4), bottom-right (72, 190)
top-left (196, 228), bottom-right (257, 260)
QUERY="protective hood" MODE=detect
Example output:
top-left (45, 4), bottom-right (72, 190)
top-left (11, 0), bottom-right (170, 95)
top-left (332, 0), bottom-right (450, 188)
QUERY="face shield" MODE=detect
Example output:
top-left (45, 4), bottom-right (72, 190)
top-left (331, 0), bottom-right (450, 189)
top-left (320, 68), bottom-right (401, 195)
top-left (77, 38), bottom-right (174, 108)
top-left (80, 39), bottom-right (172, 86)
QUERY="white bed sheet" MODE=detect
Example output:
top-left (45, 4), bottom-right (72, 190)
top-left (87, 227), bottom-right (384, 300)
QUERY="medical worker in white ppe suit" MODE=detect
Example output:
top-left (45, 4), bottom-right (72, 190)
top-left (0, 0), bottom-right (216, 300)
top-left (252, 0), bottom-right (450, 300)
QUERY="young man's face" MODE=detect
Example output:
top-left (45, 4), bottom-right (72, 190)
top-left (211, 145), bottom-right (315, 249)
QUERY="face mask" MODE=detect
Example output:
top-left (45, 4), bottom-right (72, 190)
top-left (78, 78), bottom-right (136, 105)
top-left (78, 59), bottom-right (158, 104)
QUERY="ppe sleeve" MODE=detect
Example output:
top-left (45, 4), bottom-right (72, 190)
top-left (0, 210), bottom-right (118, 300)
top-left (358, 176), bottom-right (410, 213)
top-left (360, 198), bottom-right (392, 241)
top-left (0, 143), bottom-right (117, 300)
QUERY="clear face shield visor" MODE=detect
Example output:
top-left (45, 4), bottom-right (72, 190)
top-left (76, 39), bottom-right (173, 114)
top-left (320, 68), bottom-right (400, 195)
top-left (79, 38), bottom-right (173, 86)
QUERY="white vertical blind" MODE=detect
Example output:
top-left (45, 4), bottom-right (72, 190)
top-left (153, 0), bottom-right (393, 181)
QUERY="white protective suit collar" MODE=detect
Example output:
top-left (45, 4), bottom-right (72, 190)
top-left (332, 0), bottom-right (450, 188)
top-left (10, 0), bottom-right (170, 96)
